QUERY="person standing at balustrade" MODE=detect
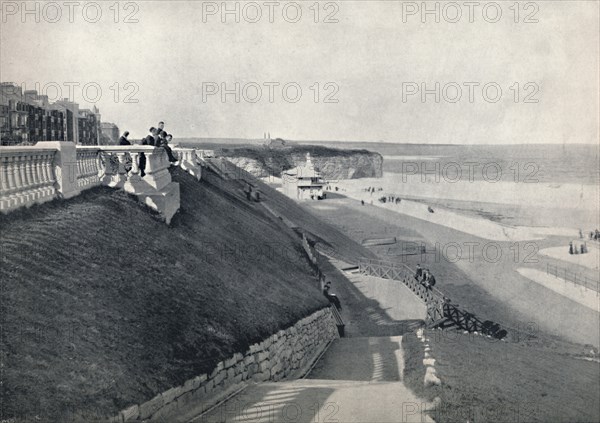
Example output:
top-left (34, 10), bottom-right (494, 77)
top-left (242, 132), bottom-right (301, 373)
top-left (162, 133), bottom-right (178, 163)
top-left (427, 271), bottom-right (436, 289)
top-left (143, 127), bottom-right (157, 146)
top-left (415, 264), bottom-right (423, 281)
top-left (118, 131), bottom-right (130, 145)
top-left (139, 127), bottom-right (158, 177)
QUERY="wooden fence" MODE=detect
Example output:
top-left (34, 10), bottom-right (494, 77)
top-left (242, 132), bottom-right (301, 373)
top-left (358, 258), bottom-right (508, 339)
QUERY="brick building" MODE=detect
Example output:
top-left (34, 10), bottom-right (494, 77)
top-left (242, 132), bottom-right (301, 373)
top-left (100, 122), bottom-right (120, 145)
top-left (1, 82), bottom-right (106, 146)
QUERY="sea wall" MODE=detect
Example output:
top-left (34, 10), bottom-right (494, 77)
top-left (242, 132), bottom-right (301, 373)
top-left (117, 307), bottom-right (339, 422)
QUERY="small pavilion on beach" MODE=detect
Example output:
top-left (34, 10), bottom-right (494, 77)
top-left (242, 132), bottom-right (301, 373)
top-left (282, 153), bottom-right (327, 200)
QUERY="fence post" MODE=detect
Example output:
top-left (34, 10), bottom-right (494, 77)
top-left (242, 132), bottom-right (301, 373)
top-left (44, 141), bottom-right (80, 199)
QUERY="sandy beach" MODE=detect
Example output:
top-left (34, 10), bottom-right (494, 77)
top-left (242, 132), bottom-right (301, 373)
top-left (337, 173), bottom-right (598, 225)
top-left (301, 189), bottom-right (600, 348)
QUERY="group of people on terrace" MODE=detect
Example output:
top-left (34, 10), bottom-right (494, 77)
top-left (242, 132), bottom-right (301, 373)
top-left (116, 121), bottom-right (178, 177)
top-left (414, 264), bottom-right (436, 290)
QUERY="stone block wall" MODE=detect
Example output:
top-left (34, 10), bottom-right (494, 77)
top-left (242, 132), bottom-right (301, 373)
top-left (117, 306), bottom-right (339, 422)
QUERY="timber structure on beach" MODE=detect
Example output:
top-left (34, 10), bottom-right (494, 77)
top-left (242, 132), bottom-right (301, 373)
top-left (358, 258), bottom-right (509, 339)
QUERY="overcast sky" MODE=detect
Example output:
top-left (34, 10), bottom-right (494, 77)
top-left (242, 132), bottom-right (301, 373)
top-left (1, 1), bottom-right (598, 143)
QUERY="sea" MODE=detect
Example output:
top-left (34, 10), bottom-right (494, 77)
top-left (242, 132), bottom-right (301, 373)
top-left (296, 141), bottom-right (600, 186)
top-left (182, 138), bottom-right (599, 185)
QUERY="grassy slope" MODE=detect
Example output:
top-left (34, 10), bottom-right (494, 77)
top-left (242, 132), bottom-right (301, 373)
top-left (0, 168), bottom-right (329, 421)
top-left (417, 329), bottom-right (600, 423)
top-left (213, 158), bottom-right (378, 264)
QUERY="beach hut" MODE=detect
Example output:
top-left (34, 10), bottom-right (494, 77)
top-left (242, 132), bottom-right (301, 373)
top-left (282, 153), bottom-right (327, 200)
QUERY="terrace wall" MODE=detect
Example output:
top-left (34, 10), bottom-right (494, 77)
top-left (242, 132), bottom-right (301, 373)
top-left (117, 306), bottom-right (339, 422)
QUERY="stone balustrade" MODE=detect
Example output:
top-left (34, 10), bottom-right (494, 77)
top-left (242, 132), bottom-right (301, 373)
top-left (1, 143), bottom-right (183, 224)
top-left (76, 148), bottom-right (102, 191)
top-left (0, 146), bottom-right (58, 212)
top-left (172, 147), bottom-right (202, 180)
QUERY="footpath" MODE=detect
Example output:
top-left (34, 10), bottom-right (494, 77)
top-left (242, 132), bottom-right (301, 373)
top-left (188, 258), bottom-right (433, 423)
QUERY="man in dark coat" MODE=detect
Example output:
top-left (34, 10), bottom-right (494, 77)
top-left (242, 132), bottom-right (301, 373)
top-left (143, 127), bottom-right (157, 146)
top-left (118, 131), bottom-right (130, 145)
top-left (415, 264), bottom-right (423, 281)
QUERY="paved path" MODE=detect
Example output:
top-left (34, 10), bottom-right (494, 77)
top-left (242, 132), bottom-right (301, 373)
top-left (194, 257), bottom-right (434, 423)
top-left (318, 257), bottom-right (427, 338)
top-left (198, 337), bottom-right (433, 423)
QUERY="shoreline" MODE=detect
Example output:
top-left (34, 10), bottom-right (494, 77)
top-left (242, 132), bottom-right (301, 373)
top-left (334, 174), bottom-right (598, 242)
top-left (301, 190), bottom-right (600, 347)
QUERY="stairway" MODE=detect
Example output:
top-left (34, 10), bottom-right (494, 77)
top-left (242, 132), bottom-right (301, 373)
top-left (197, 337), bottom-right (434, 423)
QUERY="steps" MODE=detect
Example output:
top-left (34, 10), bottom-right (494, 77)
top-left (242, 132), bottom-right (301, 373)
top-left (197, 337), bottom-right (434, 423)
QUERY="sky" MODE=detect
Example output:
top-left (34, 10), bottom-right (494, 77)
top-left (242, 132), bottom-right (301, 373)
top-left (1, 0), bottom-right (599, 144)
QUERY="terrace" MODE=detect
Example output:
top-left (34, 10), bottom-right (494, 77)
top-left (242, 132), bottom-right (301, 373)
top-left (0, 142), bottom-right (202, 224)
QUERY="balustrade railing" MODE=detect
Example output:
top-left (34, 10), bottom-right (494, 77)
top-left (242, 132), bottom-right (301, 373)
top-left (0, 147), bottom-right (58, 212)
top-left (1, 143), bottom-right (182, 223)
top-left (76, 148), bottom-right (102, 190)
top-left (172, 146), bottom-right (202, 180)
top-left (78, 145), bottom-right (172, 193)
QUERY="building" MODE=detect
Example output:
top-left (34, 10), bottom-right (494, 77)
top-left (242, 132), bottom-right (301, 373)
top-left (0, 82), bottom-right (23, 106)
top-left (0, 84), bottom-right (69, 145)
top-left (265, 137), bottom-right (289, 149)
top-left (100, 122), bottom-right (120, 145)
top-left (51, 99), bottom-right (80, 144)
top-left (78, 108), bottom-right (100, 145)
top-left (1, 100), bottom-right (67, 145)
top-left (282, 153), bottom-right (327, 200)
top-left (1, 82), bottom-right (104, 145)
top-left (0, 100), bottom-right (29, 145)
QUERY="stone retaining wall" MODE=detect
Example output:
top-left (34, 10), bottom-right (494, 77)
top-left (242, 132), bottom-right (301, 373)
top-left (117, 306), bottom-right (339, 422)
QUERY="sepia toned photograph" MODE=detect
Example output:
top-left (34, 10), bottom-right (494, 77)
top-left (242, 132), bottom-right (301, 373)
top-left (1, 1), bottom-right (599, 422)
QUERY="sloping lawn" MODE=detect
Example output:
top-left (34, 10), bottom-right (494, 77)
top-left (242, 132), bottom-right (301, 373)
top-left (403, 330), bottom-right (600, 423)
top-left (0, 168), bottom-right (328, 422)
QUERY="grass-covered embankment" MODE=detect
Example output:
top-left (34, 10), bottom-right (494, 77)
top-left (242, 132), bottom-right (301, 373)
top-left (0, 167), bottom-right (329, 421)
top-left (402, 329), bottom-right (600, 423)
